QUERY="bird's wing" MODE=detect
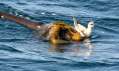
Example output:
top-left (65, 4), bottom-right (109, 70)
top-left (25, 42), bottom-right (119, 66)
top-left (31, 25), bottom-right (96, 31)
top-left (72, 16), bottom-right (78, 27)
top-left (0, 12), bottom-right (44, 30)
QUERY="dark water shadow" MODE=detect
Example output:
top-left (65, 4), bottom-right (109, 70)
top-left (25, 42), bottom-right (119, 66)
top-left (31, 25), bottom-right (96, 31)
top-left (0, 45), bottom-right (23, 53)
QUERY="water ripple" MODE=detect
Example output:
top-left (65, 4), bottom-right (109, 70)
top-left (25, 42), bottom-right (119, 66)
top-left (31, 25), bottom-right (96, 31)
top-left (0, 45), bottom-right (22, 53)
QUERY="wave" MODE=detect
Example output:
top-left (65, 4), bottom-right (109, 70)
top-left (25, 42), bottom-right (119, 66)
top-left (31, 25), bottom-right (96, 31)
top-left (0, 57), bottom-right (118, 68)
top-left (61, 61), bottom-right (119, 68)
top-left (0, 38), bottom-right (27, 42)
top-left (0, 44), bottom-right (22, 53)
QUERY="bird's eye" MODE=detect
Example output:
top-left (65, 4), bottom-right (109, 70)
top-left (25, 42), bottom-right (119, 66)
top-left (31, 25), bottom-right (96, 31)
top-left (91, 24), bottom-right (94, 25)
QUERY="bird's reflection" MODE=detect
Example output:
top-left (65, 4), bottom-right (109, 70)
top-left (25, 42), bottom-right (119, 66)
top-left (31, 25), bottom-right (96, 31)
top-left (49, 38), bottom-right (94, 57)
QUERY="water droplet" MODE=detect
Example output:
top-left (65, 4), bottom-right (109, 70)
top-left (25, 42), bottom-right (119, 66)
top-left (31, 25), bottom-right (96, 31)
top-left (15, 12), bottom-right (18, 16)
top-left (41, 12), bottom-right (45, 15)
top-left (52, 13), bottom-right (56, 15)
top-left (102, 31), bottom-right (105, 33)
top-left (19, 15), bottom-right (23, 17)
top-left (25, 17), bottom-right (30, 20)
top-left (0, 16), bottom-right (4, 19)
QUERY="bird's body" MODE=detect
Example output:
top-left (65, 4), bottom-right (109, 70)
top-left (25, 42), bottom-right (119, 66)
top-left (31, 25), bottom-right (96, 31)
top-left (37, 21), bottom-right (81, 44)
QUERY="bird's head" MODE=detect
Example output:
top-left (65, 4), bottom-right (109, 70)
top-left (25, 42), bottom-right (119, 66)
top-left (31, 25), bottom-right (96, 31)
top-left (88, 21), bottom-right (94, 28)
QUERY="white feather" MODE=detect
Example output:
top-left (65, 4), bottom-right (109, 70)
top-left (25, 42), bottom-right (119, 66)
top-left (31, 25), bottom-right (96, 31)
top-left (73, 16), bottom-right (94, 38)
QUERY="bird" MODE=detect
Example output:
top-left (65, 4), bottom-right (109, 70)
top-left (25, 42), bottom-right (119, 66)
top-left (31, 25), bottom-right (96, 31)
top-left (72, 16), bottom-right (94, 38)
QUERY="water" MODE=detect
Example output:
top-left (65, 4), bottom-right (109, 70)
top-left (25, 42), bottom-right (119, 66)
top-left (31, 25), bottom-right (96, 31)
top-left (0, 0), bottom-right (119, 71)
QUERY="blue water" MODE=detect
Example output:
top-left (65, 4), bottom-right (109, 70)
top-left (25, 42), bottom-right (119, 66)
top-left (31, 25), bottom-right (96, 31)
top-left (0, 0), bottom-right (119, 71)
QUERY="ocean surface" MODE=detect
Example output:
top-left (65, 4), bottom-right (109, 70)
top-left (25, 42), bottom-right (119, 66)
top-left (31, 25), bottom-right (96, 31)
top-left (0, 0), bottom-right (119, 71)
